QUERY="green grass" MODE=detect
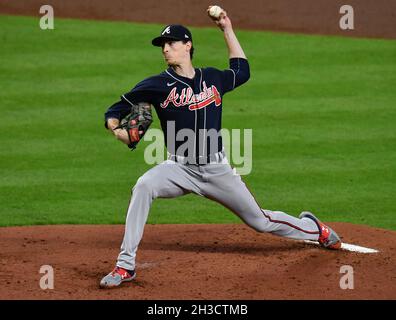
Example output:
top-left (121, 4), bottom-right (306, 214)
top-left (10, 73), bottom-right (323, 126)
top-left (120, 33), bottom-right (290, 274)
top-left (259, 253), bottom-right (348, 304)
top-left (0, 15), bottom-right (395, 229)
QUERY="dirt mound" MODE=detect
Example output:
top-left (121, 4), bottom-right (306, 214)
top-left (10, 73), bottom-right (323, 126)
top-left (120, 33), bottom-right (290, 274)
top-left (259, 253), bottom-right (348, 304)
top-left (0, 223), bottom-right (395, 299)
top-left (0, 0), bottom-right (395, 39)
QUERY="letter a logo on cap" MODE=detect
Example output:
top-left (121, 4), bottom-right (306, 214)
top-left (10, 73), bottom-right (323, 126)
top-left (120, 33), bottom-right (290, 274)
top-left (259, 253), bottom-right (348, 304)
top-left (162, 26), bottom-right (171, 35)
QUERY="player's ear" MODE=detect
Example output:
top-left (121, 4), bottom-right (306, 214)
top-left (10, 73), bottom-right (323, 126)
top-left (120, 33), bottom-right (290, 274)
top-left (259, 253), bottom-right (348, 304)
top-left (185, 41), bottom-right (192, 51)
top-left (184, 41), bottom-right (192, 55)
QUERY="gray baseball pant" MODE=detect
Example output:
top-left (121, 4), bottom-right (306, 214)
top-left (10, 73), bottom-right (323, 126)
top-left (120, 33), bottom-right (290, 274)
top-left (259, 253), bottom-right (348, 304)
top-left (116, 157), bottom-right (320, 271)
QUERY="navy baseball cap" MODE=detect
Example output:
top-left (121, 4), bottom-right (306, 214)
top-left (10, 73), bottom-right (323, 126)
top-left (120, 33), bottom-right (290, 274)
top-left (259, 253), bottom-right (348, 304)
top-left (152, 24), bottom-right (193, 47)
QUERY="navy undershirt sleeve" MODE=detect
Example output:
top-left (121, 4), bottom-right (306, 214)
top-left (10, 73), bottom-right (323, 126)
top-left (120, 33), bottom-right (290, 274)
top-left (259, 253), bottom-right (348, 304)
top-left (104, 77), bottom-right (156, 128)
top-left (220, 58), bottom-right (250, 94)
top-left (104, 99), bottom-right (131, 128)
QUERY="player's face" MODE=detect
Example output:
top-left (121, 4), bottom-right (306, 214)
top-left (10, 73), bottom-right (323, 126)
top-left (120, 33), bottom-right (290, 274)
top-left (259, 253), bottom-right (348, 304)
top-left (161, 40), bottom-right (191, 65)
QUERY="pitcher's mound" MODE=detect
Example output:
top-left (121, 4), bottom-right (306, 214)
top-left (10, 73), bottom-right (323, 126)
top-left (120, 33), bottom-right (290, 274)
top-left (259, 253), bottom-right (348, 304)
top-left (0, 223), bottom-right (395, 299)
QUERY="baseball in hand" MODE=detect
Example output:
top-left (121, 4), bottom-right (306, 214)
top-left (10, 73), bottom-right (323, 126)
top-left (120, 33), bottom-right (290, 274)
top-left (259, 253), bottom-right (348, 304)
top-left (208, 5), bottom-right (223, 19)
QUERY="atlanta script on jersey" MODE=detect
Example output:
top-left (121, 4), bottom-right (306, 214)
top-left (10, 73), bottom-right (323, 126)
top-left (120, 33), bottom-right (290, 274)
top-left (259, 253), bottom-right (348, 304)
top-left (105, 58), bottom-right (250, 160)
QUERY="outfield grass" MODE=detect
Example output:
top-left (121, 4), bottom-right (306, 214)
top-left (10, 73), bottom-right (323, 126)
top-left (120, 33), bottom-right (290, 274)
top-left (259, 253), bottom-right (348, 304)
top-left (0, 15), bottom-right (395, 229)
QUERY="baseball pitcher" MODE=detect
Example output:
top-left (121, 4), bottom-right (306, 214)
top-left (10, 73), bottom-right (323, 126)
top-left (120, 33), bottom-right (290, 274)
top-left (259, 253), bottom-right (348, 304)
top-left (100, 7), bottom-right (342, 288)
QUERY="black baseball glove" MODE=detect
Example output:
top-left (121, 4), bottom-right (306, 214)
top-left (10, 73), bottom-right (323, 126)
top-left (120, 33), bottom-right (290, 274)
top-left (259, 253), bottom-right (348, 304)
top-left (114, 103), bottom-right (153, 150)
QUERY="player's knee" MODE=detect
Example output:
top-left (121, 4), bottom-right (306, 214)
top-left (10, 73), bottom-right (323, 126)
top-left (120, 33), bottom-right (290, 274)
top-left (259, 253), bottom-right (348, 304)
top-left (246, 218), bottom-right (271, 233)
top-left (250, 225), bottom-right (268, 233)
top-left (133, 176), bottom-right (155, 195)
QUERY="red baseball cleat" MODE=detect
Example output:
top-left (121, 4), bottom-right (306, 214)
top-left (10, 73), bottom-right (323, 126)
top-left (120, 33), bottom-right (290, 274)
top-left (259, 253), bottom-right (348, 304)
top-left (300, 211), bottom-right (342, 250)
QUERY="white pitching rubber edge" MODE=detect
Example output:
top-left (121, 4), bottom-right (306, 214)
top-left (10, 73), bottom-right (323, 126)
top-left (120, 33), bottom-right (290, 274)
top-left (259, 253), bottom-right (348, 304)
top-left (303, 240), bottom-right (379, 253)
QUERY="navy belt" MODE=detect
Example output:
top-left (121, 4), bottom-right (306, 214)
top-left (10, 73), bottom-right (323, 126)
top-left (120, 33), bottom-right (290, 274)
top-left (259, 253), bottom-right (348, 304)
top-left (168, 150), bottom-right (226, 165)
